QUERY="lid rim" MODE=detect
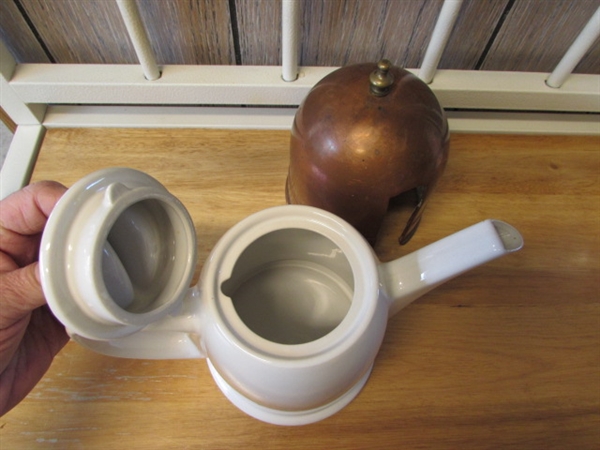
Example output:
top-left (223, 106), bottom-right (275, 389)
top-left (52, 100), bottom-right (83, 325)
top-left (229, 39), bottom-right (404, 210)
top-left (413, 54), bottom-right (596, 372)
top-left (40, 167), bottom-right (197, 341)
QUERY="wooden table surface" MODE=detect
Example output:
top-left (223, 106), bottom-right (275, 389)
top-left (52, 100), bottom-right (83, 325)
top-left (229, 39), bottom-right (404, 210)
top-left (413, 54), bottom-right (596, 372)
top-left (2, 129), bottom-right (598, 449)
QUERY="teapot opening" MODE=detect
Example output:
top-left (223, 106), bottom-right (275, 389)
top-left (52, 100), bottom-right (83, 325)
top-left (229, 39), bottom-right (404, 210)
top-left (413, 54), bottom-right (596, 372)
top-left (221, 228), bottom-right (354, 345)
top-left (491, 220), bottom-right (524, 252)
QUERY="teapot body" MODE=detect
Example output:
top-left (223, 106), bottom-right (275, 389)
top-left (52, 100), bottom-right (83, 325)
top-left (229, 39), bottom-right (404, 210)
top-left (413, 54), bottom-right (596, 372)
top-left (196, 205), bottom-right (389, 424)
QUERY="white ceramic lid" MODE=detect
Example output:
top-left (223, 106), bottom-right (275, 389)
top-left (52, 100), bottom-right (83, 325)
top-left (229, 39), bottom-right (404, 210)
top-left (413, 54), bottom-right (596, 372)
top-left (39, 168), bottom-right (197, 341)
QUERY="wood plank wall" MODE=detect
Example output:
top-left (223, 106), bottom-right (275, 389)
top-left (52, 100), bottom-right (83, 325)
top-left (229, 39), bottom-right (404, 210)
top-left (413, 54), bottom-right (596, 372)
top-left (1, 0), bottom-right (598, 73)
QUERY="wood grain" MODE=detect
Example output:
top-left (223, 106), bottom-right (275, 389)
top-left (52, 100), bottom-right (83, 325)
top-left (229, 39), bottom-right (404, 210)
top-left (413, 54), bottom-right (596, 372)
top-left (1, 129), bottom-right (598, 449)
top-left (236, 0), bottom-right (282, 65)
top-left (481, 0), bottom-right (600, 74)
top-left (300, 0), bottom-right (444, 67)
top-left (0, 107), bottom-right (17, 133)
top-left (439, 0), bottom-right (510, 69)
top-left (19, 0), bottom-right (138, 63)
top-left (136, 0), bottom-right (236, 65)
top-left (0, 0), bottom-right (50, 63)
top-left (16, 0), bottom-right (235, 65)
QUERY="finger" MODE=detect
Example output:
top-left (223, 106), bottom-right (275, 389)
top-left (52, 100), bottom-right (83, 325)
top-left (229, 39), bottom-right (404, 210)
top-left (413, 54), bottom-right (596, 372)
top-left (0, 228), bottom-right (41, 270)
top-left (0, 262), bottom-right (45, 326)
top-left (0, 180), bottom-right (66, 235)
top-left (0, 252), bottom-right (19, 274)
top-left (0, 181), bottom-right (66, 267)
top-left (0, 306), bottom-right (69, 415)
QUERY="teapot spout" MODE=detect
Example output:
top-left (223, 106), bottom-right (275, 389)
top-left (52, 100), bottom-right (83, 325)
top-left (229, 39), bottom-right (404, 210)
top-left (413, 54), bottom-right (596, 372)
top-left (380, 220), bottom-right (523, 317)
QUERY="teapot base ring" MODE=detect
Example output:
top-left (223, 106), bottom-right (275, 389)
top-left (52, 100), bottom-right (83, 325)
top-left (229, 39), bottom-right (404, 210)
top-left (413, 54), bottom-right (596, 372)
top-left (207, 358), bottom-right (372, 426)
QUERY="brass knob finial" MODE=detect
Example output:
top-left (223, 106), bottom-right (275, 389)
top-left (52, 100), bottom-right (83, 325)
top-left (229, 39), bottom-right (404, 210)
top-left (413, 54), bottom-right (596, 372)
top-left (369, 59), bottom-right (394, 97)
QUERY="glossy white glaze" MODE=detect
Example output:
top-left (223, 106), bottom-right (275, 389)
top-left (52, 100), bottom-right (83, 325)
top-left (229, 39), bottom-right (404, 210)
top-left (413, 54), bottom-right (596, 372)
top-left (39, 168), bottom-right (523, 425)
top-left (380, 219), bottom-right (524, 316)
top-left (40, 168), bottom-right (197, 339)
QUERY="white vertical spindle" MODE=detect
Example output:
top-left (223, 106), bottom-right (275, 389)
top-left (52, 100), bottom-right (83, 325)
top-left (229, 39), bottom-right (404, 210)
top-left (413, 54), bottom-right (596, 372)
top-left (282, 0), bottom-right (301, 82)
top-left (0, 40), bottom-right (47, 198)
top-left (116, 0), bottom-right (161, 81)
top-left (0, 125), bottom-right (45, 199)
top-left (419, 0), bottom-right (463, 84)
top-left (546, 6), bottom-right (600, 88)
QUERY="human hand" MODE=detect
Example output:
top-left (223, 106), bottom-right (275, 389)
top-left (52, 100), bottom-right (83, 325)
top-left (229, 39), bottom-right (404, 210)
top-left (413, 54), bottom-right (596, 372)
top-left (0, 181), bottom-right (69, 415)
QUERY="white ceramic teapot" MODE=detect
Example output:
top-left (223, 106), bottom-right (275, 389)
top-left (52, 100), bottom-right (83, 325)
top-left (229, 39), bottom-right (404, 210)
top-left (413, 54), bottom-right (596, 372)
top-left (40, 168), bottom-right (523, 426)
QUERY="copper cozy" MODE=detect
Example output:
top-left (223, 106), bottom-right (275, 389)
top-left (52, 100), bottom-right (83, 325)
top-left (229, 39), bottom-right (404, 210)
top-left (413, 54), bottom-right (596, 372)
top-left (286, 60), bottom-right (450, 245)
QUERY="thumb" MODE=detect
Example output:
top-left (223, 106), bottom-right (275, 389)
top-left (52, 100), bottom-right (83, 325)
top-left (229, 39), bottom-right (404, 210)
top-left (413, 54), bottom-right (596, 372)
top-left (0, 262), bottom-right (46, 326)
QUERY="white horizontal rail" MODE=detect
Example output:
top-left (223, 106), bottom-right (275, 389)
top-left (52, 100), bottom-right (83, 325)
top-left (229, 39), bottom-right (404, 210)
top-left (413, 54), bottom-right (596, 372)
top-left (44, 105), bottom-right (298, 129)
top-left (445, 110), bottom-right (599, 135)
top-left (430, 70), bottom-right (599, 112)
top-left (8, 64), bottom-right (334, 105)
top-left (42, 105), bottom-right (600, 135)
top-left (8, 64), bottom-right (600, 112)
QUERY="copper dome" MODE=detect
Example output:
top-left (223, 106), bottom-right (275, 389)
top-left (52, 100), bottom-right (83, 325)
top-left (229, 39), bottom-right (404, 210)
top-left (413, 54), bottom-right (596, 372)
top-left (286, 60), bottom-right (450, 245)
